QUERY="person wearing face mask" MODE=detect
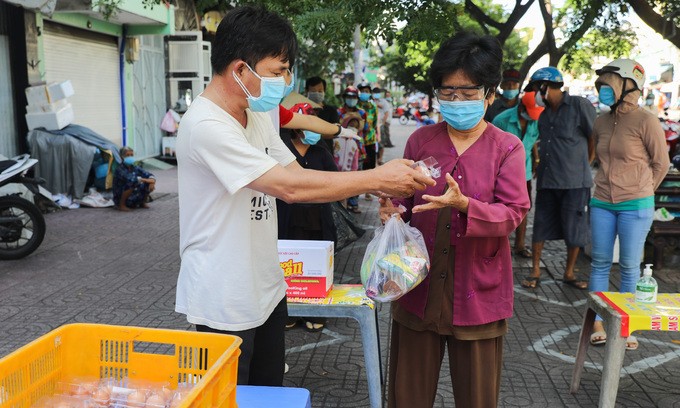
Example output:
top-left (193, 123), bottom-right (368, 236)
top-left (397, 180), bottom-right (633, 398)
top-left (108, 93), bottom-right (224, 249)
top-left (492, 91), bottom-right (545, 259)
top-left (175, 7), bottom-right (435, 388)
top-left (587, 60), bottom-right (668, 350)
top-left (378, 32), bottom-right (530, 408)
top-left (520, 66), bottom-right (597, 290)
top-left (484, 68), bottom-right (521, 122)
top-left (112, 146), bottom-right (156, 212)
top-left (338, 86), bottom-right (369, 213)
top-left (357, 83), bottom-right (381, 178)
top-left (304, 76), bottom-right (340, 151)
top-left (276, 102), bottom-right (337, 333)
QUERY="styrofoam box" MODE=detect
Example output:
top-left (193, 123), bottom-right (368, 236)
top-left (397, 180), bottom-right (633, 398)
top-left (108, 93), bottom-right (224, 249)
top-left (25, 80), bottom-right (75, 105)
top-left (25, 98), bottom-right (69, 114)
top-left (25, 103), bottom-right (74, 131)
top-left (278, 240), bottom-right (334, 298)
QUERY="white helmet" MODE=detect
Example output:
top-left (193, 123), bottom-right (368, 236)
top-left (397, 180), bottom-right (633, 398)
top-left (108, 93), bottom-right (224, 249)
top-left (595, 58), bottom-right (646, 90)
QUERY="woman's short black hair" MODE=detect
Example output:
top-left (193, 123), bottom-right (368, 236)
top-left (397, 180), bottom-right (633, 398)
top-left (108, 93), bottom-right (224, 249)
top-left (211, 6), bottom-right (298, 75)
top-left (430, 32), bottom-right (503, 95)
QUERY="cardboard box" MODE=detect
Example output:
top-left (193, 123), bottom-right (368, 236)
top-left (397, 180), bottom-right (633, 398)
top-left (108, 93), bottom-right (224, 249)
top-left (25, 80), bottom-right (74, 105)
top-left (25, 103), bottom-right (74, 131)
top-left (278, 240), bottom-right (334, 298)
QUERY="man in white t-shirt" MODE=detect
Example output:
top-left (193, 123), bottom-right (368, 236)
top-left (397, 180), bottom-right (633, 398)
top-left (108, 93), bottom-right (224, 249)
top-left (175, 6), bottom-right (434, 387)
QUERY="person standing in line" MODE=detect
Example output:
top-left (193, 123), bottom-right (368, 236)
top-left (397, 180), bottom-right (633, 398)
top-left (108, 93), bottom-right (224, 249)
top-left (378, 89), bottom-right (395, 148)
top-left (305, 76), bottom-right (340, 152)
top-left (174, 6), bottom-right (435, 387)
top-left (357, 83), bottom-right (381, 172)
top-left (338, 86), bottom-right (369, 213)
top-left (484, 68), bottom-right (521, 122)
top-left (520, 67), bottom-right (597, 289)
top-left (492, 91), bottom-right (544, 258)
top-left (588, 59), bottom-right (669, 350)
top-left (277, 102), bottom-right (337, 333)
top-left (380, 32), bottom-right (529, 408)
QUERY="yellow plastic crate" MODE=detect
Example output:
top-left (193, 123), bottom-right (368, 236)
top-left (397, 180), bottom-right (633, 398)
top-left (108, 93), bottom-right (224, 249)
top-left (0, 323), bottom-right (241, 408)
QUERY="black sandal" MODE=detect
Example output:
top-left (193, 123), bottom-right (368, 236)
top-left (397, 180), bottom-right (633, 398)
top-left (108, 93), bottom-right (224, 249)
top-left (514, 247), bottom-right (532, 258)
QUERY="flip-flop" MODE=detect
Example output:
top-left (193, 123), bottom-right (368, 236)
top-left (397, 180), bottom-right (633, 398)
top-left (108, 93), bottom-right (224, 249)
top-left (590, 331), bottom-right (607, 345)
top-left (521, 276), bottom-right (541, 288)
top-left (562, 279), bottom-right (588, 290)
top-left (304, 321), bottom-right (325, 333)
top-left (626, 335), bottom-right (639, 351)
top-left (514, 248), bottom-right (532, 258)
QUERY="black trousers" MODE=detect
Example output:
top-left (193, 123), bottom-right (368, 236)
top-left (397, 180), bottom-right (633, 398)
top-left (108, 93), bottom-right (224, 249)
top-left (196, 296), bottom-right (288, 386)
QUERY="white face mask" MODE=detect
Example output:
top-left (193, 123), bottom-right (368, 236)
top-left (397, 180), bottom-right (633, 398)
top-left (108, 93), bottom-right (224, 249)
top-left (535, 91), bottom-right (546, 108)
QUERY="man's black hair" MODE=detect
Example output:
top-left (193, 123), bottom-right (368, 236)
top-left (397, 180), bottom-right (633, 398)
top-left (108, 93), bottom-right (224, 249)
top-left (430, 32), bottom-right (502, 95)
top-left (305, 76), bottom-right (326, 91)
top-left (211, 6), bottom-right (298, 75)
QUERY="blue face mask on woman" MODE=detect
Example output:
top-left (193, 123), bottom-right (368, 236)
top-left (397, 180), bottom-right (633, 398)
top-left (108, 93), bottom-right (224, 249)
top-left (358, 92), bottom-right (371, 102)
top-left (345, 98), bottom-right (358, 108)
top-left (598, 85), bottom-right (616, 106)
top-left (502, 89), bottom-right (519, 99)
top-left (300, 130), bottom-right (321, 145)
top-left (123, 157), bottom-right (136, 166)
top-left (439, 100), bottom-right (486, 131)
top-left (232, 63), bottom-right (287, 112)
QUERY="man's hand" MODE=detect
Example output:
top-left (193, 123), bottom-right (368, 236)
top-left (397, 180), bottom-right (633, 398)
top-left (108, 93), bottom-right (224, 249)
top-left (412, 173), bottom-right (468, 213)
top-left (373, 159), bottom-right (436, 198)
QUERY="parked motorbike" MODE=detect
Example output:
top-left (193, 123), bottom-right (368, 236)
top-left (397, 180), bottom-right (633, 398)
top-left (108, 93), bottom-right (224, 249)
top-left (0, 154), bottom-right (46, 260)
top-left (398, 107), bottom-right (433, 125)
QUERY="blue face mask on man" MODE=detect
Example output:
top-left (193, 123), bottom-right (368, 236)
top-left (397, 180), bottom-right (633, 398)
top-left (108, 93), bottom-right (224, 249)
top-left (232, 63), bottom-right (288, 112)
top-left (123, 157), bottom-right (136, 166)
top-left (502, 89), bottom-right (519, 99)
top-left (439, 100), bottom-right (486, 131)
top-left (372, 93), bottom-right (382, 100)
top-left (598, 85), bottom-right (616, 106)
top-left (300, 130), bottom-right (321, 145)
top-left (358, 92), bottom-right (371, 102)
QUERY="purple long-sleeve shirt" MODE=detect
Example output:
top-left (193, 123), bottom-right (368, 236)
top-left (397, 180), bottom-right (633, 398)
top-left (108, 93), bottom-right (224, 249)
top-left (393, 122), bottom-right (530, 326)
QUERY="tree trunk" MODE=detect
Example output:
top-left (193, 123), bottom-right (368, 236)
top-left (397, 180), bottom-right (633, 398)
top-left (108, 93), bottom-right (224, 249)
top-left (627, 0), bottom-right (680, 49)
top-left (353, 24), bottom-right (362, 85)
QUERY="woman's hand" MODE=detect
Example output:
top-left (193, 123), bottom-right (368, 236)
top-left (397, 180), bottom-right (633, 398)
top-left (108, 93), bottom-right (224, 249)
top-left (412, 173), bottom-right (469, 213)
top-left (378, 197), bottom-right (404, 223)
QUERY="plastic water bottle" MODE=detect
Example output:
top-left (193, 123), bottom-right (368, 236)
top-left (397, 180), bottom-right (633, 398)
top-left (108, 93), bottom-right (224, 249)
top-left (635, 264), bottom-right (658, 303)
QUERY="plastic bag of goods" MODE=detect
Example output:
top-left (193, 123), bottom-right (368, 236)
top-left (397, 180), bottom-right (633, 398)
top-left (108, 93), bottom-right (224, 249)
top-left (360, 214), bottom-right (430, 302)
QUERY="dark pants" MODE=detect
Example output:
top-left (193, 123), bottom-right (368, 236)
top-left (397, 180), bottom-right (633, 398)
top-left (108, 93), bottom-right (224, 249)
top-left (196, 297), bottom-right (288, 386)
top-left (388, 320), bottom-right (504, 408)
top-left (363, 143), bottom-right (377, 170)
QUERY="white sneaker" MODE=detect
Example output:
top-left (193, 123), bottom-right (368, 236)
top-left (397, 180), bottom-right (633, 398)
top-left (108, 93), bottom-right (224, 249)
top-left (284, 363), bottom-right (289, 374)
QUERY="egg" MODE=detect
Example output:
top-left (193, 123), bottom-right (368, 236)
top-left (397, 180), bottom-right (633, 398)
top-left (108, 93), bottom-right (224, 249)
top-left (160, 386), bottom-right (175, 402)
top-left (145, 393), bottom-right (166, 407)
top-left (92, 387), bottom-right (111, 405)
top-left (126, 390), bottom-right (147, 408)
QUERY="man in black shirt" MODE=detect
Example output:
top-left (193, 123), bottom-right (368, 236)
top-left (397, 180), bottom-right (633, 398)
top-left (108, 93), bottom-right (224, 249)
top-left (305, 76), bottom-right (340, 152)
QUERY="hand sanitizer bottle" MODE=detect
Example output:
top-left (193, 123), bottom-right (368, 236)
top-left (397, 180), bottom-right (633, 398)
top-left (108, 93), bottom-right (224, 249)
top-left (635, 264), bottom-right (658, 303)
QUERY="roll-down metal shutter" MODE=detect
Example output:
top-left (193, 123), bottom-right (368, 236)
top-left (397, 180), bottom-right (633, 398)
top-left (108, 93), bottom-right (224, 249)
top-left (43, 22), bottom-right (122, 145)
top-left (0, 4), bottom-right (17, 157)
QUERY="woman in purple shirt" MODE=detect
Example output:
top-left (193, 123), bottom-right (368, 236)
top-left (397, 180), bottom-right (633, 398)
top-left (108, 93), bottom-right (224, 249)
top-left (380, 32), bottom-right (530, 408)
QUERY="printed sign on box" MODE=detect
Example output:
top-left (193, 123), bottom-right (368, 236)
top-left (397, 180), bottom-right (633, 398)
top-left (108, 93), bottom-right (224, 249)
top-left (278, 240), bottom-right (334, 298)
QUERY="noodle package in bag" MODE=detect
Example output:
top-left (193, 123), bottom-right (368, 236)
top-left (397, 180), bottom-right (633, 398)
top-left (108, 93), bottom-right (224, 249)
top-left (360, 214), bottom-right (430, 302)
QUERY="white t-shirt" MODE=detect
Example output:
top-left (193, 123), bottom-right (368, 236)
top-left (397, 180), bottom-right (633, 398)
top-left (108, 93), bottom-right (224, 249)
top-left (175, 96), bottom-right (296, 331)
